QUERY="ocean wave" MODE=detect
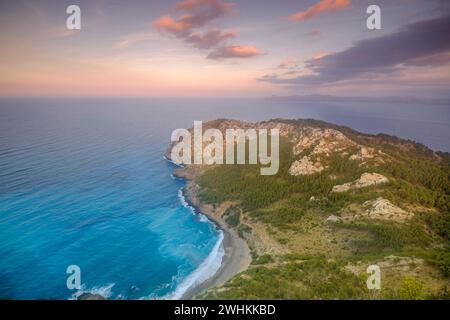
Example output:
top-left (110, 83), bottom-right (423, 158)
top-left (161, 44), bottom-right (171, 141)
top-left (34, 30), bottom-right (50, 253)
top-left (178, 188), bottom-right (190, 209)
top-left (178, 188), bottom-right (210, 223)
top-left (162, 231), bottom-right (224, 300)
top-left (164, 159), bottom-right (224, 300)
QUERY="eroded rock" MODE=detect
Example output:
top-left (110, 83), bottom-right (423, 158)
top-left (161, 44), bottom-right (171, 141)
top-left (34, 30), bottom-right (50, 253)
top-left (325, 215), bottom-right (341, 223)
top-left (289, 156), bottom-right (325, 176)
top-left (332, 173), bottom-right (389, 193)
top-left (362, 197), bottom-right (413, 221)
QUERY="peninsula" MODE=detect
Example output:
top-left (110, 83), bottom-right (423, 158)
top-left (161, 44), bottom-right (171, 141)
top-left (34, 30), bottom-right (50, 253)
top-left (168, 118), bottom-right (449, 300)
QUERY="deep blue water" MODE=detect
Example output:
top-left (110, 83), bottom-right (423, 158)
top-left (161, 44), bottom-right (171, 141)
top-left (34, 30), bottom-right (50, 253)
top-left (0, 98), bottom-right (449, 300)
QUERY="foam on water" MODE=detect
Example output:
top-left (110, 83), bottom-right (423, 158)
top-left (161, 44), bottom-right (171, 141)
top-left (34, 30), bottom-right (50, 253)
top-left (177, 188), bottom-right (211, 224)
top-left (162, 231), bottom-right (224, 300)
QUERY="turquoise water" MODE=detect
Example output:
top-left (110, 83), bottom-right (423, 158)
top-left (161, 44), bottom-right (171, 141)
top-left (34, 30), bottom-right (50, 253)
top-left (0, 99), bottom-right (224, 300)
top-left (0, 98), bottom-right (448, 300)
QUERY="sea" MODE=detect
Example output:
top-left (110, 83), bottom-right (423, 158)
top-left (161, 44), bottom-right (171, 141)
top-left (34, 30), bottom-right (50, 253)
top-left (0, 98), bottom-right (448, 299)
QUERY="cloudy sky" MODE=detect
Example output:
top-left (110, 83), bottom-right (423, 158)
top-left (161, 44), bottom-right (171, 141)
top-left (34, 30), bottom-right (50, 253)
top-left (0, 0), bottom-right (449, 97)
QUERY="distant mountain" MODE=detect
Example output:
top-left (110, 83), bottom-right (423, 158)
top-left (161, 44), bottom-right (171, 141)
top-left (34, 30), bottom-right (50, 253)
top-left (266, 94), bottom-right (450, 106)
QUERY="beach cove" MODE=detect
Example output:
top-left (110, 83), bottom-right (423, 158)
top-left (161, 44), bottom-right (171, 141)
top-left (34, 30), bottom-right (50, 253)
top-left (168, 163), bottom-right (251, 299)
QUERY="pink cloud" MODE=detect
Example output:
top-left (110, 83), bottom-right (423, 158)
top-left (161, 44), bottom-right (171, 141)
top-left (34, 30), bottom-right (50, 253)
top-left (153, 15), bottom-right (191, 34)
top-left (153, 0), bottom-right (233, 36)
top-left (186, 28), bottom-right (237, 49)
top-left (154, 0), bottom-right (262, 60)
top-left (313, 52), bottom-right (328, 60)
top-left (278, 58), bottom-right (296, 68)
top-left (288, 0), bottom-right (351, 22)
top-left (207, 45), bottom-right (262, 60)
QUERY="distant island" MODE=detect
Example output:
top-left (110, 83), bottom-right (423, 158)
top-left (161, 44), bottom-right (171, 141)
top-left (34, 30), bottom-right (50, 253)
top-left (266, 94), bottom-right (450, 106)
top-left (168, 118), bottom-right (450, 300)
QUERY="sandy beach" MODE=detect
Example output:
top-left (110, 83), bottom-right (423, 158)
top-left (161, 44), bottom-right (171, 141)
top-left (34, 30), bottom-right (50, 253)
top-left (173, 166), bottom-right (252, 300)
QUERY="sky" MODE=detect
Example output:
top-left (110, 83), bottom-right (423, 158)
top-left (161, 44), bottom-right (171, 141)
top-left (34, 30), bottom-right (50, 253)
top-left (0, 0), bottom-right (449, 98)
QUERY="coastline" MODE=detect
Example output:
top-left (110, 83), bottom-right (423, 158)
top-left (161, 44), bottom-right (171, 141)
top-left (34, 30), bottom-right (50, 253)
top-left (170, 163), bottom-right (251, 300)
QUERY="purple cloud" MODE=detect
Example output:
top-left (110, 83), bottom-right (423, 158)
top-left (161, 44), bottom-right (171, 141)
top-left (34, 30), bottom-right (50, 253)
top-left (186, 28), bottom-right (237, 49)
top-left (259, 14), bottom-right (450, 86)
top-left (207, 45), bottom-right (262, 60)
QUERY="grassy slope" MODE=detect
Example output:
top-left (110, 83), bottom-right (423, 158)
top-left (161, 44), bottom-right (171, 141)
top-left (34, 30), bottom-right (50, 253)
top-left (196, 120), bottom-right (450, 300)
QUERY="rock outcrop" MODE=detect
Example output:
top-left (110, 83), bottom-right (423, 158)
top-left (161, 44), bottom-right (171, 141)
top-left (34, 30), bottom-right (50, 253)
top-left (325, 215), bottom-right (341, 223)
top-left (289, 156), bottom-right (325, 175)
top-left (332, 173), bottom-right (389, 193)
top-left (77, 293), bottom-right (106, 300)
top-left (362, 197), bottom-right (413, 221)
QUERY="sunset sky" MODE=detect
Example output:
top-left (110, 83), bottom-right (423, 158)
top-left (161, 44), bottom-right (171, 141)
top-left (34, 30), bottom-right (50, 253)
top-left (0, 0), bottom-right (449, 98)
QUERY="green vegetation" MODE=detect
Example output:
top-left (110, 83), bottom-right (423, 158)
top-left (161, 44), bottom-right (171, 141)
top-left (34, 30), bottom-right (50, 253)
top-left (428, 249), bottom-right (450, 277)
top-left (383, 276), bottom-right (426, 300)
top-left (337, 219), bottom-right (431, 255)
top-left (252, 254), bottom-right (274, 265)
top-left (204, 258), bottom-right (369, 300)
top-left (223, 206), bottom-right (240, 228)
top-left (198, 137), bottom-right (366, 219)
top-left (195, 120), bottom-right (450, 299)
top-left (379, 156), bottom-right (449, 212)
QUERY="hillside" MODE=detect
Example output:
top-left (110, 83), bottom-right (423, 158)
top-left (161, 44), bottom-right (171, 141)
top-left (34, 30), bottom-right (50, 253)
top-left (170, 118), bottom-right (450, 300)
